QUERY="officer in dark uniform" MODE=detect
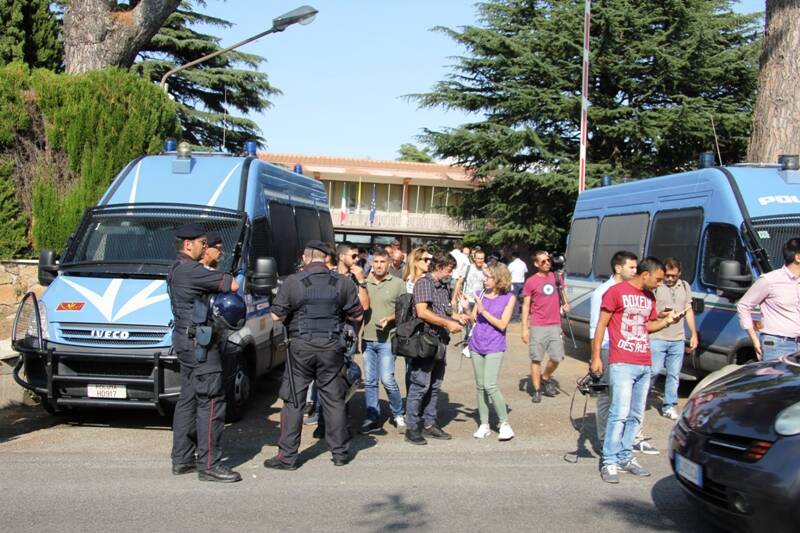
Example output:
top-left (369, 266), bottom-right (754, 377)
top-left (169, 223), bottom-right (241, 482)
top-left (264, 240), bottom-right (363, 469)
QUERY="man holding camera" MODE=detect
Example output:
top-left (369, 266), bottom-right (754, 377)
top-left (521, 251), bottom-right (570, 403)
top-left (405, 252), bottom-right (468, 445)
top-left (591, 257), bottom-right (684, 483)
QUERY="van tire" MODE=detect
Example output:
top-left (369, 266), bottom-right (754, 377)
top-left (225, 352), bottom-right (252, 423)
top-left (735, 348), bottom-right (757, 366)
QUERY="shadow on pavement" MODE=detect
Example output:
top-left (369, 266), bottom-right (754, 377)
top-left (357, 493), bottom-right (430, 532)
top-left (596, 477), bottom-right (723, 533)
top-left (0, 403), bottom-right (60, 444)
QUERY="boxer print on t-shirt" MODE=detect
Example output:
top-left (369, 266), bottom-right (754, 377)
top-left (601, 281), bottom-right (657, 366)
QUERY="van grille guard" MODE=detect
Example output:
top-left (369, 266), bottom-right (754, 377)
top-left (11, 292), bottom-right (176, 414)
top-left (750, 215), bottom-right (800, 271)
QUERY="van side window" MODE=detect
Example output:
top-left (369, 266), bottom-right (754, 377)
top-left (594, 213), bottom-right (650, 278)
top-left (701, 223), bottom-right (747, 288)
top-left (249, 216), bottom-right (272, 269)
top-left (268, 202), bottom-right (299, 275)
top-left (565, 217), bottom-right (598, 276)
top-left (295, 207), bottom-right (322, 246)
top-left (647, 208), bottom-right (703, 283)
top-left (319, 211), bottom-right (334, 243)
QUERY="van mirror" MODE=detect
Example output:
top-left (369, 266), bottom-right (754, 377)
top-left (38, 249), bottom-right (58, 286)
top-left (717, 260), bottom-right (751, 299)
top-left (691, 297), bottom-right (705, 315)
top-left (250, 257), bottom-right (278, 294)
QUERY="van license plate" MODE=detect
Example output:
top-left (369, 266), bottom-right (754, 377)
top-left (675, 454), bottom-right (703, 488)
top-left (87, 384), bottom-right (126, 399)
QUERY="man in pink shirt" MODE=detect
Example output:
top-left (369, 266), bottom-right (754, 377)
top-left (521, 251), bottom-right (570, 403)
top-left (737, 238), bottom-right (800, 362)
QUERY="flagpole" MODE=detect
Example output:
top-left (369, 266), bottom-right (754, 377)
top-left (578, 0), bottom-right (591, 194)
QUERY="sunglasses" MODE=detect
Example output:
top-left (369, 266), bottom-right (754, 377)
top-left (197, 239), bottom-right (208, 246)
top-left (421, 257), bottom-right (432, 262)
top-left (350, 253), bottom-right (359, 259)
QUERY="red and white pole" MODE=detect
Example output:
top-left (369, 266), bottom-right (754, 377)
top-left (578, 0), bottom-right (591, 193)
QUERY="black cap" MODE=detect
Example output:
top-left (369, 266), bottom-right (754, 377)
top-left (305, 240), bottom-right (332, 255)
top-left (206, 231), bottom-right (222, 247)
top-left (175, 223), bottom-right (206, 240)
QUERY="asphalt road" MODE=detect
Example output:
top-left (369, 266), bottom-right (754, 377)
top-left (0, 324), bottom-right (722, 533)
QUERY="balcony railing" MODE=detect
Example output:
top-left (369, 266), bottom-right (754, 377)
top-left (330, 208), bottom-right (466, 235)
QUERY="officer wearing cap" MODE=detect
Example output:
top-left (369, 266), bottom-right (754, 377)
top-left (169, 223), bottom-right (241, 482)
top-left (201, 231), bottom-right (223, 269)
top-left (264, 240), bottom-right (363, 469)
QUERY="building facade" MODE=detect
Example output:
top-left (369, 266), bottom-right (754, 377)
top-left (260, 153), bottom-right (474, 250)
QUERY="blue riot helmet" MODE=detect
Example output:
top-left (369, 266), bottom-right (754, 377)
top-left (209, 292), bottom-right (246, 330)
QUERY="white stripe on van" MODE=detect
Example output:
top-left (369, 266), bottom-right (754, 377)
top-left (128, 161), bottom-right (142, 204)
top-left (207, 163), bottom-right (242, 207)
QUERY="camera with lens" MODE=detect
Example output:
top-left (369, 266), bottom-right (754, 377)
top-left (550, 252), bottom-right (566, 271)
top-left (577, 372), bottom-right (607, 397)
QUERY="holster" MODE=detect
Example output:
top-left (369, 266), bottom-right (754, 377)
top-left (193, 325), bottom-right (213, 363)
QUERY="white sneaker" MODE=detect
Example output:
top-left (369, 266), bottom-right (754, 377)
top-left (394, 415), bottom-right (406, 434)
top-left (473, 424), bottom-right (491, 439)
top-left (497, 422), bottom-right (514, 441)
top-left (462, 346), bottom-right (472, 358)
top-left (662, 407), bottom-right (679, 420)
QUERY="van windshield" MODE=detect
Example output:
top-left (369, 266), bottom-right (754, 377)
top-left (750, 215), bottom-right (800, 271)
top-left (60, 204), bottom-right (246, 277)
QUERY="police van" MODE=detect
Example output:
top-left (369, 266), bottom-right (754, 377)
top-left (563, 154), bottom-right (800, 378)
top-left (12, 141), bottom-right (333, 420)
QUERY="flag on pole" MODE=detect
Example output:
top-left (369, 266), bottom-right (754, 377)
top-left (339, 183), bottom-right (348, 224)
top-left (578, 0), bottom-right (592, 193)
top-left (369, 183), bottom-right (377, 225)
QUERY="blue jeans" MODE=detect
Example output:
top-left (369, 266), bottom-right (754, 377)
top-left (760, 333), bottom-right (800, 362)
top-left (511, 282), bottom-right (524, 321)
top-left (362, 339), bottom-right (404, 420)
top-left (650, 339), bottom-right (684, 411)
top-left (405, 357), bottom-right (446, 429)
top-left (602, 363), bottom-right (651, 467)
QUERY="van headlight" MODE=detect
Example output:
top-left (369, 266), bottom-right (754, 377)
top-left (774, 402), bottom-right (800, 436)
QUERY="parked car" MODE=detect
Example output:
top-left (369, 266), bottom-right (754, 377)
top-left (668, 354), bottom-right (800, 533)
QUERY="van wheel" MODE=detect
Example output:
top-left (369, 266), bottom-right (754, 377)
top-left (225, 353), bottom-right (252, 422)
top-left (736, 348), bottom-right (757, 365)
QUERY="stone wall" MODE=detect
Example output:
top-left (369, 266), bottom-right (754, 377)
top-left (0, 260), bottom-right (43, 340)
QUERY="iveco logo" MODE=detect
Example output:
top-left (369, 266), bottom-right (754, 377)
top-left (90, 330), bottom-right (130, 340)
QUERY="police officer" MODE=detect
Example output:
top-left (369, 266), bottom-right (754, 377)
top-left (169, 223), bottom-right (241, 482)
top-left (264, 240), bottom-right (363, 469)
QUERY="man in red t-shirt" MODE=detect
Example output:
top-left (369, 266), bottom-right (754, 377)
top-left (521, 251), bottom-right (570, 403)
top-left (590, 257), bottom-right (682, 484)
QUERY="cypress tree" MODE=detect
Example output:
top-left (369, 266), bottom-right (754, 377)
top-left (0, 0), bottom-right (62, 70)
top-left (413, 0), bottom-right (761, 249)
top-left (131, 1), bottom-right (278, 151)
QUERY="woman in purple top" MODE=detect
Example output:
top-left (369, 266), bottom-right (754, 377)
top-left (465, 262), bottom-right (516, 441)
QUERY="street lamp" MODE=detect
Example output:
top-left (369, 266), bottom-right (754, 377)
top-left (160, 5), bottom-right (318, 92)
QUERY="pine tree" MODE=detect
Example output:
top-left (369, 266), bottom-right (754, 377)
top-left (397, 143), bottom-right (434, 163)
top-left (413, 0), bottom-right (761, 249)
top-left (0, 0), bottom-right (62, 70)
top-left (131, 1), bottom-right (279, 151)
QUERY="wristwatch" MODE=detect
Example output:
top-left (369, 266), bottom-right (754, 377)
top-left (358, 280), bottom-right (368, 288)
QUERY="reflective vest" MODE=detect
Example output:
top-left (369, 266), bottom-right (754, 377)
top-left (288, 269), bottom-right (343, 340)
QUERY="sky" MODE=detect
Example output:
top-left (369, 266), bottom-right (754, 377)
top-left (202, 0), bottom-right (765, 161)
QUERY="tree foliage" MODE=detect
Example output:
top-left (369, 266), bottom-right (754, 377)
top-left (397, 143), bottom-right (434, 163)
top-left (413, 0), bottom-right (761, 249)
top-left (131, 1), bottom-right (279, 151)
top-left (0, 0), bottom-right (62, 70)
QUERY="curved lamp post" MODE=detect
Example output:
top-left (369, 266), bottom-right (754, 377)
top-left (160, 5), bottom-right (318, 93)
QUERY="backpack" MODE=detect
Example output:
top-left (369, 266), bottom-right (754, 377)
top-left (391, 293), bottom-right (439, 359)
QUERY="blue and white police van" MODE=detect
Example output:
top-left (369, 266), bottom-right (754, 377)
top-left (12, 141), bottom-right (334, 420)
top-left (563, 154), bottom-right (800, 379)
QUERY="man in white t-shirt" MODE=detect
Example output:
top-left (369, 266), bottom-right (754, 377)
top-left (507, 251), bottom-right (528, 322)
top-left (449, 239), bottom-right (470, 296)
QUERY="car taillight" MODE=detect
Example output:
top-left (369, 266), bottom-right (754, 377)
top-left (743, 440), bottom-right (772, 462)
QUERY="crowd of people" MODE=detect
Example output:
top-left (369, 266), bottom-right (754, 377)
top-left (169, 224), bottom-right (800, 485)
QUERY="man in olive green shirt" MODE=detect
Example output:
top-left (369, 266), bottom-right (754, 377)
top-left (360, 249), bottom-right (407, 434)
